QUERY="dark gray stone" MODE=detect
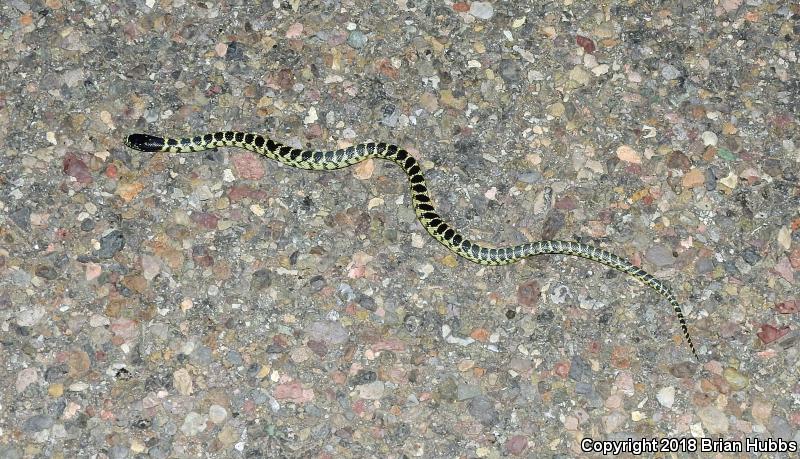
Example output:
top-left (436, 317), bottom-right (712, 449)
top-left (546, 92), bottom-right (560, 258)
top-left (98, 229), bottom-right (125, 259)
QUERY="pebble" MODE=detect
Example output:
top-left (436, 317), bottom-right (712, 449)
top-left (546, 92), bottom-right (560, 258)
top-left (661, 64), bottom-right (681, 80)
top-left (141, 254), bottom-right (160, 280)
top-left (516, 279), bottom-right (540, 307)
top-left (751, 399), bottom-right (772, 425)
top-left (568, 355), bottom-right (590, 382)
top-left (603, 411), bottom-right (626, 433)
top-left (468, 396), bottom-right (499, 426)
top-left (307, 321), bottom-right (349, 345)
top-left (682, 168), bottom-right (705, 188)
top-left (34, 264), bottom-right (58, 280)
top-left (116, 182), bottom-right (144, 202)
top-left (209, 404), bottom-right (228, 424)
top-left (499, 59), bottom-right (520, 83)
top-left (180, 412), bottom-right (207, 436)
top-left (232, 153), bottom-right (266, 180)
top-left (251, 269), bottom-right (272, 290)
top-left (576, 35), bottom-right (596, 54)
top-left (645, 244), bottom-right (676, 267)
top-left (98, 230), bottom-right (125, 259)
top-left (701, 168), bottom-right (716, 191)
top-left (347, 30), bottom-right (367, 49)
top-left (697, 406), bottom-right (729, 434)
top-left (469, 2), bottom-right (494, 19)
top-left (357, 381), bottom-right (385, 400)
top-left (517, 171), bottom-right (542, 183)
top-left (548, 102), bottom-right (565, 118)
top-left (550, 284), bottom-right (572, 304)
top-left (505, 435), bottom-right (528, 456)
top-left (616, 145), bottom-right (641, 164)
top-left (62, 153), bottom-right (92, 184)
top-left (173, 368), bottom-right (193, 396)
top-left (568, 66), bottom-right (591, 86)
top-left (695, 257), bottom-right (713, 274)
top-left (657, 386), bottom-right (675, 408)
top-left (701, 131), bottom-right (718, 147)
top-left (723, 367), bottom-right (749, 390)
top-left (108, 445), bottom-right (130, 459)
top-left (719, 171), bottom-right (738, 189)
top-left (23, 414), bottom-right (54, 432)
top-left (457, 383), bottom-right (481, 401)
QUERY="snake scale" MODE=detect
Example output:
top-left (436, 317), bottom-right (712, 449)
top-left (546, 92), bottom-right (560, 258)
top-left (125, 131), bottom-right (697, 359)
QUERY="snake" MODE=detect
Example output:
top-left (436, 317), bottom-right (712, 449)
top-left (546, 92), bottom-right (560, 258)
top-left (125, 131), bottom-right (697, 359)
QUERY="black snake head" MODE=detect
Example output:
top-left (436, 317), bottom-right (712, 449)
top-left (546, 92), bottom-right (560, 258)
top-left (125, 133), bottom-right (165, 152)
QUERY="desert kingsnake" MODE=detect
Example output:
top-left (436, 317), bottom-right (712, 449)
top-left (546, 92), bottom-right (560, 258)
top-left (125, 131), bottom-right (697, 358)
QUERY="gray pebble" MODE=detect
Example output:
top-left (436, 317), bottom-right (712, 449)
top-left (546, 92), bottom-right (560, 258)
top-left (98, 229), bottom-right (125, 259)
top-left (456, 383), bottom-right (481, 401)
top-left (308, 321), bottom-right (349, 345)
top-left (550, 284), bottom-right (572, 304)
top-left (403, 314), bottom-right (421, 333)
top-left (661, 64), bottom-right (681, 80)
top-left (10, 207), bottom-right (31, 231)
top-left (574, 381), bottom-right (595, 396)
top-left (23, 414), bottom-right (54, 432)
top-left (704, 168), bottom-right (717, 191)
top-left (309, 275), bottom-right (327, 292)
top-left (250, 269), bottom-right (272, 291)
top-left (251, 389), bottom-right (269, 405)
top-left (80, 218), bottom-right (95, 231)
top-left (669, 362), bottom-right (696, 378)
top-left (311, 422), bottom-right (330, 439)
top-left (10, 268), bottom-right (31, 286)
top-left (191, 346), bottom-right (214, 365)
top-left (568, 355), bottom-right (590, 382)
top-left (347, 31), bottom-right (367, 49)
top-left (645, 244), bottom-right (676, 267)
top-left (45, 364), bottom-right (68, 382)
top-left (225, 349), bottom-right (243, 366)
top-left (695, 258), bottom-right (714, 274)
top-left (351, 370), bottom-right (376, 385)
top-left (304, 404), bottom-right (322, 418)
top-left (741, 247), bottom-right (761, 265)
top-left (381, 105), bottom-right (399, 127)
top-left (536, 310), bottom-right (554, 323)
top-left (499, 59), bottom-right (520, 83)
top-left (147, 445), bottom-right (169, 459)
top-left (0, 445), bottom-right (22, 459)
top-left (468, 396), bottom-right (498, 426)
top-left (518, 171), bottom-right (542, 184)
top-left (357, 294), bottom-right (376, 312)
top-left (108, 445), bottom-right (130, 459)
top-left (435, 377), bottom-right (458, 402)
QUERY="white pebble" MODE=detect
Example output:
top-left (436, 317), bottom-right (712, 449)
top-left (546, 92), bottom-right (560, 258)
top-left (701, 131), bottom-right (718, 147)
top-left (304, 107), bottom-right (318, 125)
top-left (470, 1), bottom-right (494, 19)
top-left (656, 386), bottom-right (675, 408)
top-left (209, 404), bottom-right (228, 424)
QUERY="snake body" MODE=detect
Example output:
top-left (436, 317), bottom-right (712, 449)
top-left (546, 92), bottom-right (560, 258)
top-left (125, 131), bottom-right (697, 358)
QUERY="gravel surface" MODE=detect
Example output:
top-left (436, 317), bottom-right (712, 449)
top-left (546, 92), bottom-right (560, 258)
top-left (1, 1), bottom-right (798, 457)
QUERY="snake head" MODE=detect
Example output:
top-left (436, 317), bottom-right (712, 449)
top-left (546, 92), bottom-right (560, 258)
top-left (125, 134), bottom-right (165, 152)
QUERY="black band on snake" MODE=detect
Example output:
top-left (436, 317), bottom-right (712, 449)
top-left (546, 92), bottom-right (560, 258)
top-left (125, 131), bottom-right (698, 359)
